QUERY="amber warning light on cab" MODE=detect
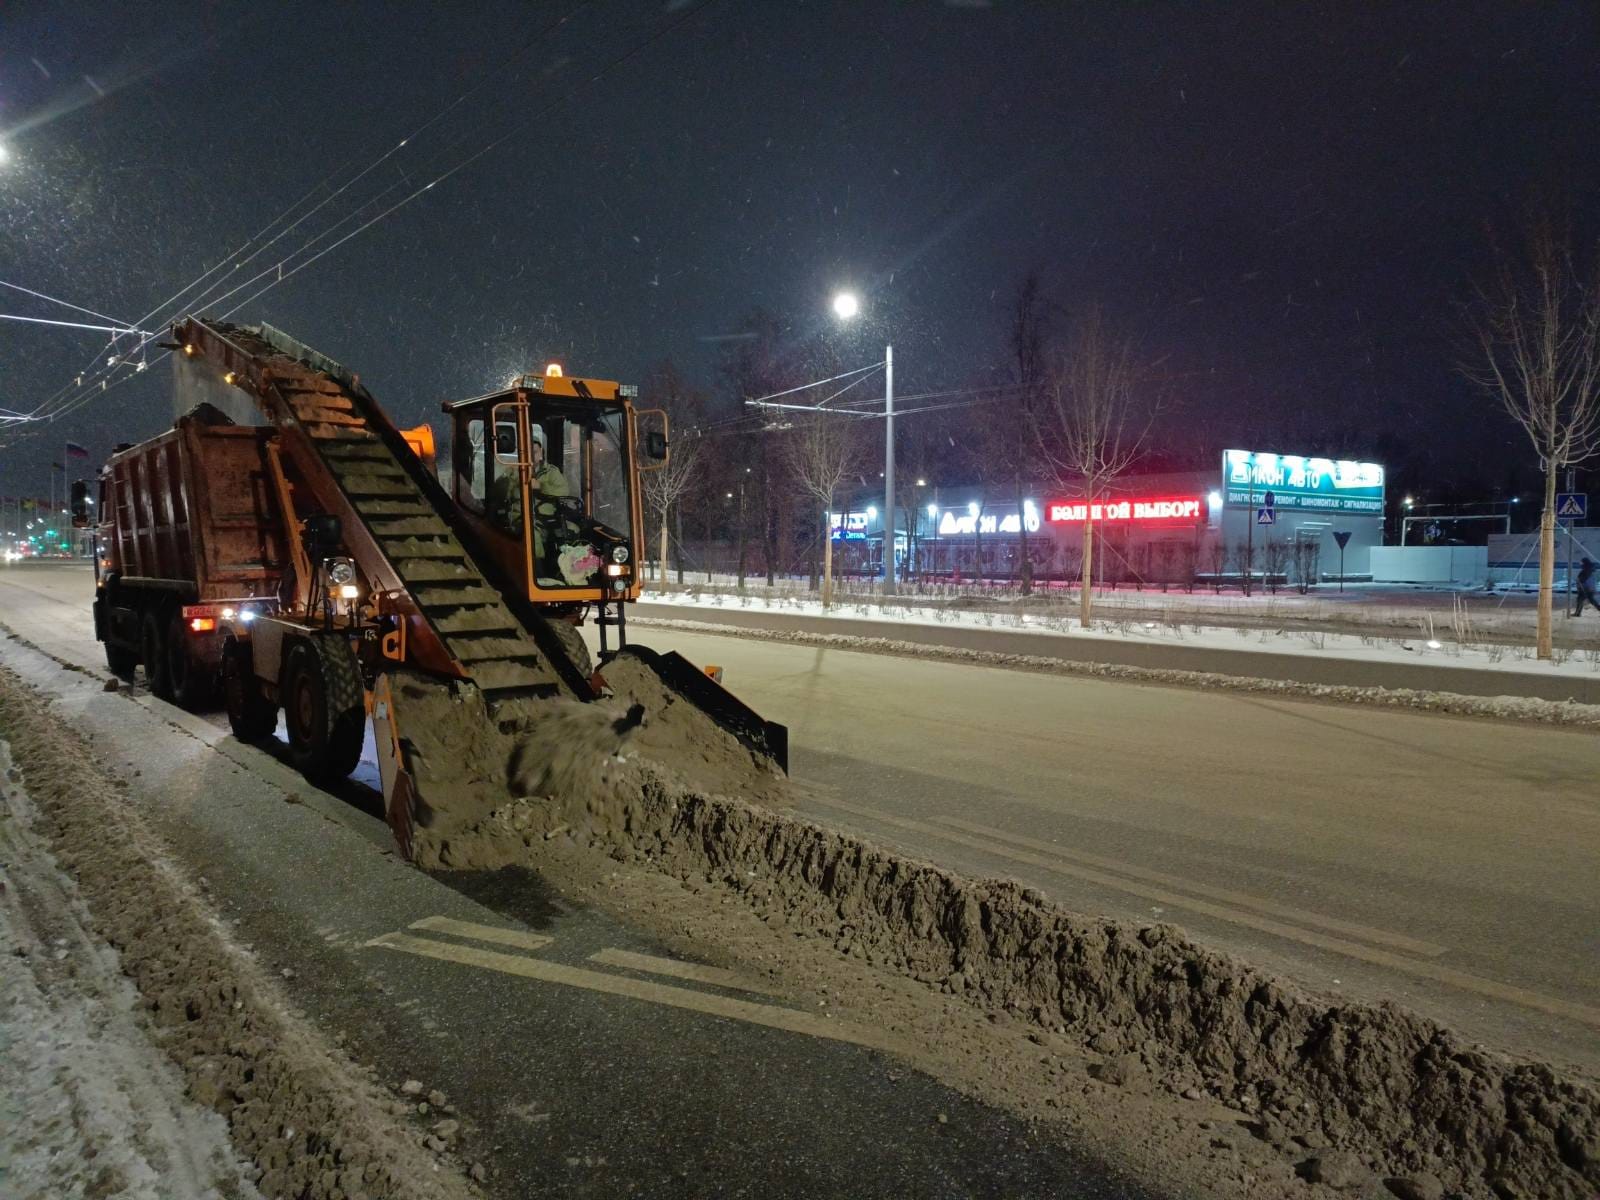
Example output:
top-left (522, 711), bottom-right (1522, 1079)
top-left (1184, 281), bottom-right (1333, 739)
top-left (1046, 496), bottom-right (1203, 523)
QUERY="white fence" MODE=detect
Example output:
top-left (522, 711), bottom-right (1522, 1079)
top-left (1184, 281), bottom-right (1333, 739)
top-left (1368, 546), bottom-right (1488, 584)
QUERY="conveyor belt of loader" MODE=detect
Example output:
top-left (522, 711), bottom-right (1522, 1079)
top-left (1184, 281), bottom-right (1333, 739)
top-left (229, 325), bottom-right (581, 701)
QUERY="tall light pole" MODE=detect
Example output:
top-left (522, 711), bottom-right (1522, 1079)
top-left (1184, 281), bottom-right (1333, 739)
top-left (832, 291), bottom-right (896, 594)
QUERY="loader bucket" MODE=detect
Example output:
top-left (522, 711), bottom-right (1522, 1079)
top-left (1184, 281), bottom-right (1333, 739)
top-left (601, 644), bottom-right (788, 775)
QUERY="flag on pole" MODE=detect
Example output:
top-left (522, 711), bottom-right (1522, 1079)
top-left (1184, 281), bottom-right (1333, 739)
top-left (65, 441), bottom-right (89, 459)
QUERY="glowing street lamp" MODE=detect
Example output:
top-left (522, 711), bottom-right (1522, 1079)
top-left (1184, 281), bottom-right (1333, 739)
top-left (831, 291), bottom-right (859, 320)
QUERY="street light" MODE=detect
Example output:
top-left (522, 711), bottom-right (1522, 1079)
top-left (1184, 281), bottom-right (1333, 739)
top-left (832, 290), bottom-right (896, 593)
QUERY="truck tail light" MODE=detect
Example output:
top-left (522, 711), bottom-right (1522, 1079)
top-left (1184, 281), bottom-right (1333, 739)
top-left (189, 617), bottom-right (216, 633)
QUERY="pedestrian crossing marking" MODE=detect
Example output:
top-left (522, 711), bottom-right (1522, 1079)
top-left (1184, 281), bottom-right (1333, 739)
top-left (366, 921), bottom-right (896, 1049)
top-left (588, 948), bottom-right (782, 996)
top-left (408, 914), bottom-right (553, 952)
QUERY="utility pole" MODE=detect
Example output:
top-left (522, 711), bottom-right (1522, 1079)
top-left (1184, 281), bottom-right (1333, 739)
top-left (883, 343), bottom-right (895, 595)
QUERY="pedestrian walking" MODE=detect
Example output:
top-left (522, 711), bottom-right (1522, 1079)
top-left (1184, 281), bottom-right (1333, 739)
top-left (1574, 557), bottom-right (1599, 617)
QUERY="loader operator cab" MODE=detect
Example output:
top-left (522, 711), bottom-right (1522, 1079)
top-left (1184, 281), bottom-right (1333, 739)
top-left (444, 367), bottom-right (660, 609)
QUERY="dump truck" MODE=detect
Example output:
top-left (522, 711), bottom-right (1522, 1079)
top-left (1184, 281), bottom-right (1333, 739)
top-left (79, 318), bottom-right (786, 863)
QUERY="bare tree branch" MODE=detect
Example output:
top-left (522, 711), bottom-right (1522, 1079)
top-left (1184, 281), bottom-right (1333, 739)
top-left (1030, 304), bottom-right (1158, 624)
top-left (1458, 208), bottom-right (1600, 658)
top-left (781, 408), bottom-right (866, 605)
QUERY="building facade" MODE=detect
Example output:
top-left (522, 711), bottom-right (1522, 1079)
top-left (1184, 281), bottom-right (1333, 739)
top-left (830, 448), bottom-right (1386, 587)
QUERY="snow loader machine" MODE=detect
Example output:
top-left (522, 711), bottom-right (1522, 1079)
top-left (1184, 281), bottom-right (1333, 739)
top-left (102, 318), bottom-right (786, 863)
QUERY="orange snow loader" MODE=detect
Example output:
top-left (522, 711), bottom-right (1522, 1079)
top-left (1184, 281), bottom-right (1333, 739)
top-left (78, 318), bottom-right (785, 862)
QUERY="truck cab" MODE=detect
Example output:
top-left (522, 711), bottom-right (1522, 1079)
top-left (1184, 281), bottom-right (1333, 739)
top-left (443, 366), bottom-right (662, 617)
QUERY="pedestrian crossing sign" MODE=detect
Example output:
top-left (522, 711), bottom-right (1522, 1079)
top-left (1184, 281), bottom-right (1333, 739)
top-left (1256, 507), bottom-right (1275, 525)
top-left (1556, 493), bottom-right (1587, 521)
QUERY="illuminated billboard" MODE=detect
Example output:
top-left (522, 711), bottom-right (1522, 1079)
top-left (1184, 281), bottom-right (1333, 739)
top-left (1222, 450), bottom-right (1384, 514)
top-left (1045, 496), bottom-right (1203, 523)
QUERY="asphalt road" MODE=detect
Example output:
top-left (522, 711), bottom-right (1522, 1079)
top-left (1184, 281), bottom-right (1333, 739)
top-left (0, 561), bottom-right (1152, 1199)
top-left (8, 561), bottom-right (1600, 1077)
top-left (615, 617), bottom-right (1600, 1078)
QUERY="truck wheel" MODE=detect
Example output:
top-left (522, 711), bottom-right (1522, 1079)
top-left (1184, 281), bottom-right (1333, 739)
top-left (167, 612), bottom-right (216, 711)
top-left (282, 637), bottom-right (365, 784)
top-left (140, 610), bottom-right (173, 701)
top-left (222, 639), bottom-right (277, 743)
top-left (105, 640), bottom-right (138, 680)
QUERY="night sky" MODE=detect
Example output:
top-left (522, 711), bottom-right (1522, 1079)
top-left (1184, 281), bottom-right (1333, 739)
top-left (3, 1), bottom-right (1596, 504)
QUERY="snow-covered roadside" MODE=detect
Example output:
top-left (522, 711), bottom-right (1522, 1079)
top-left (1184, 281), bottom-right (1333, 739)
top-left (0, 740), bottom-right (263, 1200)
top-left (641, 586), bottom-right (1600, 680)
top-left (632, 615), bottom-right (1600, 729)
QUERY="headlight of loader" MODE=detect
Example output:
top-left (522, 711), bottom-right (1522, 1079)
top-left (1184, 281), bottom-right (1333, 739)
top-left (611, 545), bottom-right (629, 564)
top-left (327, 557), bottom-right (356, 586)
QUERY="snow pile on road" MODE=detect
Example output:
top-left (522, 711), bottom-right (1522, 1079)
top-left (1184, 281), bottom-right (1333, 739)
top-left (0, 671), bottom-right (478, 1200)
top-left (637, 615), bottom-right (1600, 729)
top-left (445, 763), bottom-right (1600, 1199)
top-left (398, 654), bottom-right (789, 867)
top-left (1, 742), bottom-right (264, 1200)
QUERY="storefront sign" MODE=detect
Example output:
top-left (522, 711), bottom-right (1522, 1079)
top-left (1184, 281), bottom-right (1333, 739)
top-left (1222, 450), bottom-right (1384, 514)
top-left (828, 511), bottom-right (870, 541)
top-left (1045, 496), bottom-right (1203, 524)
top-left (937, 505), bottom-right (1041, 536)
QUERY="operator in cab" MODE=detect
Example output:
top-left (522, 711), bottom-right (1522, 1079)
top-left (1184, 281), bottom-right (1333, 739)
top-left (489, 425), bottom-right (568, 566)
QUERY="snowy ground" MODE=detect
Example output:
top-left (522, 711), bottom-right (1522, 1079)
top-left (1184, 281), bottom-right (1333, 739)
top-left (641, 584), bottom-right (1600, 682)
top-left (0, 741), bottom-right (263, 1200)
top-left (644, 572), bottom-right (1600, 645)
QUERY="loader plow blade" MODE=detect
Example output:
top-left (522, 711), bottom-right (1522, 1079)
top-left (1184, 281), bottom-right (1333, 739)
top-left (601, 645), bottom-right (789, 775)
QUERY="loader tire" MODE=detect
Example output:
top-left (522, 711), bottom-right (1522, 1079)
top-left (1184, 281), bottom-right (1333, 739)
top-left (140, 610), bottom-right (173, 701)
top-left (283, 636), bottom-right (365, 784)
top-left (222, 638), bottom-right (277, 743)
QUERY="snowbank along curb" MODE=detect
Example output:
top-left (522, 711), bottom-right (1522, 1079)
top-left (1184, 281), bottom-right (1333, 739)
top-left (0, 668), bottom-right (477, 1200)
top-left (441, 766), bottom-right (1600, 1200)
top-left (635, 615), bottom-right (1600, 730)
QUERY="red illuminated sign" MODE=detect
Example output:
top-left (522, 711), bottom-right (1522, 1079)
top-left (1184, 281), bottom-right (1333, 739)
top-left (1046, 496), bottom-right (1203, 524)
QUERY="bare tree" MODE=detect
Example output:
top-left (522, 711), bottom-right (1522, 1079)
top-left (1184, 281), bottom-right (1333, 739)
top-left (1031, 305), bottom-right (1156, 626)
top-left (1292, 539), bottom-right (1321, 594)
top-left (1007, 273), bottom-right (1050, 593)
top-left (782, 409), bottom-right (865, 606)
top-left (640, 431), bottom-right (703, 585)
top-left (1205, 538), bottom-right (1228, 593)
top-left (639, 362), bottom-right (706, 585)
top-left (1460, 211), bottom-right (1600, 658)
top-left (1261, 537), bottom-right (1288, 594)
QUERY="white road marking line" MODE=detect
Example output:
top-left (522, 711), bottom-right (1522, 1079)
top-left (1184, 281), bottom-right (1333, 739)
top-left (366, 932), bottom-right (896, 1050)
top-left (932, 816), bottom-right (1447, 958)
top-left (408, 915), bottom-right (554, 952)
top-left (803, 796), bottom-right (1600, 1030)
top-left (587, 948), bottom-right (782, 997)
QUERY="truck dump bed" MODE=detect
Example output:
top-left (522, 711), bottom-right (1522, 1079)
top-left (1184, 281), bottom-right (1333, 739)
top-left (101, 405), bottom-right (286, 601)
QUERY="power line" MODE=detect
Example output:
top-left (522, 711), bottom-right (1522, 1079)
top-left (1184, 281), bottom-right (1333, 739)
top-left (0, 313), bottom-right (146, 335)
top-left (0, 280), bottom-right (137, 328)
top-left (7, 0), bottom-right (725, 438)
top-left (211, 0), bottom-right (725, 326)
top-left (17, 2), bottom-right (594, 426)
top-left (745, 361), bottom-right (882, 405)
